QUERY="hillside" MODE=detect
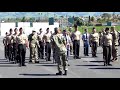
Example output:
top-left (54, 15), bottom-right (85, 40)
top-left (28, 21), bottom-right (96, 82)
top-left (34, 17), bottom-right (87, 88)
top-left (0, 12), bottom-right (119, 19)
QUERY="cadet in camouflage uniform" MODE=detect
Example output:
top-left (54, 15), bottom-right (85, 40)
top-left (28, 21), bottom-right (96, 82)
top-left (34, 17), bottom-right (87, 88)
top-left (89, 27), bottom-right (99, 57)
top-left (3, 32), bottom-right (8, 59)
top-left (111, 26), bottom-right (119, 62)
top-left (28, 30), bottom-right (40, 63)
top-left (51, 27), bottom-right (68, 75)
top-left (51, 30), bottom-right (57, 63)
top-left (101, 27), bottom-right (112, 66)
top-left (101, 29), bottom-right (106, 59)
top-left (68, 27), bottom-right (73, 55)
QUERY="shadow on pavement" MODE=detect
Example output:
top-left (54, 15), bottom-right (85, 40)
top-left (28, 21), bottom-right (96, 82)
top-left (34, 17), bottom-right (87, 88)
top-left (0, 62), bottom-right (15, 64)
top-left (89, 61), bottom-right (104, 63)
top-left (89, 67), bottom-right (120, 69)
top-left (19, 73), bottom-right (57, 76)
top-left (39, 62), bottom-right (56, 64)
top-left (0, 59), bottom-right (8, 60)
top-left (36, 64), bottom-right (57, 66)
top-left (80, 56), bottom-right (95, 58)
top-left (0, 65), bottom-right (18, 67)
top-left (89, 52), bottom-right (102, 54)
top-left (76, 64), bottom-right (104, 66)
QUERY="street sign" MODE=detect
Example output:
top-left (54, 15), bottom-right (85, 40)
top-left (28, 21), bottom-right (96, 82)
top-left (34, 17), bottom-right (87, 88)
top-left (68, 18), bottom-right (74, 24)
top-left (15, 22), bottom-right (18, 27)
top-left (30, 22), bottom-right (33, 27)
top-left (49, 17), bottom-right (54, 25)
top-left (107, 22), bottom-right (112, 26)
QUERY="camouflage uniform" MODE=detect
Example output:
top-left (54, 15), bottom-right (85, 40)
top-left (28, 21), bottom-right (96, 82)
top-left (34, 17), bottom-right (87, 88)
top-left (28, 32), bottom-right (39, 63)
top-left (111, 30), bottom-right (119, 61)
top-left (51, 33), bottom-right (68, 75)
top-left (51, 32), bottom-right (56, 63)
top-left (68, 30), bottom-right (73, 55)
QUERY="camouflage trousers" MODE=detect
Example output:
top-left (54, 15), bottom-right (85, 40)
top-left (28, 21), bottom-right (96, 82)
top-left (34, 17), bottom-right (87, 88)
top-left (30, 46), bottom-right (38, 62)
top-left (112, 45), bottom-right (118, 59)
top-left (55, 52), bottom-right (68, 72)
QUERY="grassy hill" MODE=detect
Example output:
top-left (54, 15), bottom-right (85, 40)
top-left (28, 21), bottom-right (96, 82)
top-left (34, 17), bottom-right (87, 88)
top-left (66, 26), bottom-right (120, 34)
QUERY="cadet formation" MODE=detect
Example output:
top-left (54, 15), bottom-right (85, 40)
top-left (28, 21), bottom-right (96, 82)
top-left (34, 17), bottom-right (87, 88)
top-left (2, 24), bottom-right (120, 75)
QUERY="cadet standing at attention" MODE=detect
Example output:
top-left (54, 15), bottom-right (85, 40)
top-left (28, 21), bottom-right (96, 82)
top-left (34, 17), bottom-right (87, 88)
top-left (82, 29), bottom-right (89, 56)
top-left (51, 27), bottom-right (68, 75)
top-left (111, 26), bottom-right (119, 62)
top-left (101, 28), bottom-right (106, 59)
top-left (63, 29), bottom-right (72, 66)
top-left (6, 28), bottom-right (13, 62)
top-left (16, 27), bottom-right (29, 67)
top-left (11, 28), bottom-right (19, 63)
top-left (98, 31), bottom-right (103, 46)
top-left (71, 24), bottom-right (81, 59)
top-left (43, 28), bottom-right (52, 61)
top-left (101, 27), bottom-right (112, 66)
top-left (38, 28), bottom-right (44, 59)
top-left (68, 27), bottom-right (73, 55)
top-left (3, 32), bottom-right (8, 59)
top-left (89, 27), bottom-right (99, 57)
top-left (28, 30), bottom-right (40, 63)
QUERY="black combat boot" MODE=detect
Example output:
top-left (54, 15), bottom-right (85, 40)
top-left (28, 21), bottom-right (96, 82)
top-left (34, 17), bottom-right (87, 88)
top-left (36, 61), bottom-right (39, 63)
top-left (56, 71), bottom-right (62, 75)
top-left (63, 70), bottom-right (67, 75)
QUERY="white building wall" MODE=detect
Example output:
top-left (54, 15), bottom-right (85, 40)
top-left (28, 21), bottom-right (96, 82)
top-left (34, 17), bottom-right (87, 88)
top-left (0, 22), bottom-right (59, 36)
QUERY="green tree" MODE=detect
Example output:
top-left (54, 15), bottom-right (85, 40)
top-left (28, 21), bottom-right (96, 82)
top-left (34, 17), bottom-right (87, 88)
top-left (91, 16), bottom-right (95, 22)
top-left (21, 16), bottom-right (26, 22)
top-left (102, 13), bottom-right (111, 22)
top-left (74, 17), bottom-right (84, 26)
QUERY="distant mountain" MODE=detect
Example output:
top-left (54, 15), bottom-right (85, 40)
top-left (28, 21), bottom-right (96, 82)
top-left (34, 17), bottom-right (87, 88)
top-left (0, 12), bottom-right (119, 19)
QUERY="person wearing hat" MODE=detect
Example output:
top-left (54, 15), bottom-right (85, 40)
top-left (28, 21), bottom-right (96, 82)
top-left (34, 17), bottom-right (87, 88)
top-left (28, 30), bottom-right (40, 63)
top-left (101, 27), bottom-right (112, 66)
top-left (110, 26), bottom-right (119, 62)
top-left (82, 28), bottom-right (89, 56)
top-left (16, 27), bottom-right (29, 66)
top-left (38, 28), bottom-right (44, 59)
